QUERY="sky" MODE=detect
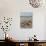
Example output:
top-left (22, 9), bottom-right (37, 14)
top-left (21, 12), bottom-right (32, 16)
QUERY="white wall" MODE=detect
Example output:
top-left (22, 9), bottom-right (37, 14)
top-left (0, 0), bottom-right (46, 40)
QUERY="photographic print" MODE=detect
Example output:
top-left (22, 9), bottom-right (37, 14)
top-left (20, 12), bottom-right (32, 28)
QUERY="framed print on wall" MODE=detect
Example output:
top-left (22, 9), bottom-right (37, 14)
top-left (20, 12), bottom-right (33, 28)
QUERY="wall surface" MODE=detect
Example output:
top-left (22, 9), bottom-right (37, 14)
top-left (0, 0), bottom-right (46, 40)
